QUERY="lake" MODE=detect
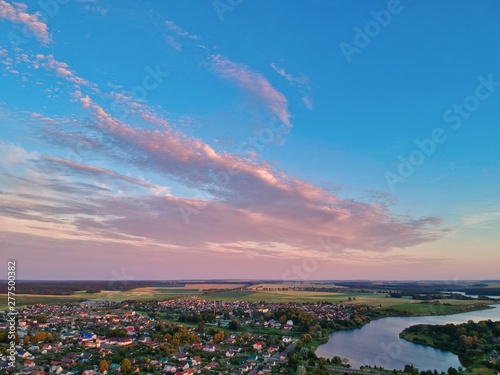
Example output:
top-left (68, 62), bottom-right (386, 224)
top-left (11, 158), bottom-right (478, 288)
top-left (316, 304), bottom-right (500, 372)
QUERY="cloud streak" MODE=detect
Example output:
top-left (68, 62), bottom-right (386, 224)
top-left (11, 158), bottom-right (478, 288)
top-left (211, 54), bottom-right (292, 128)
top-left (0, 1), bottom-right (51, 45)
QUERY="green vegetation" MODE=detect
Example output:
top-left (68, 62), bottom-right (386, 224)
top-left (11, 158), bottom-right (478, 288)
top-left (383, 302), bottom-right (493, 316)
top-left (400, 320), bottom-right (500, 371)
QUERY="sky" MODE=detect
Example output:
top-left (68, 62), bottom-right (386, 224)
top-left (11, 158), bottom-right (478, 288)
top-left (0, 0), bottom-right (499, 281)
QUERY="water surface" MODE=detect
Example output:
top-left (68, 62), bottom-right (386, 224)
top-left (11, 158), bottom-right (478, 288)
top-left (316, 304), bottom-right (500, 372)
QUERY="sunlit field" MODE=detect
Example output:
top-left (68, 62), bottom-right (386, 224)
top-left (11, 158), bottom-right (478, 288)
top-left (3, 285), bottom-right (496, 314)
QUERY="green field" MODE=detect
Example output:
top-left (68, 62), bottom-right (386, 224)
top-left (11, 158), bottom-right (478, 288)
top-left (2, 286), bottom-right (497, 314)
top-left (0, 287), bottom-right (203, 310)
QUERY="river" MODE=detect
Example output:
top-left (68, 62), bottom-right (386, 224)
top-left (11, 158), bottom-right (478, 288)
top-left (316, 304), bottom-right (500, 372)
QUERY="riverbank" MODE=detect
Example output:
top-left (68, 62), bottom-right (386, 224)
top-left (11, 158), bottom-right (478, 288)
top-left (399, 319), bottom-right (500, 372)
top-left (315, 303), bottom-right (500, 372)
top-left (307, 302), bottom-right (494, 352)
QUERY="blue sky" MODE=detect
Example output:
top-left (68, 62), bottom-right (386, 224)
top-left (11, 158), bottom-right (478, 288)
top-left (0, 0), bottom-right (499, 280)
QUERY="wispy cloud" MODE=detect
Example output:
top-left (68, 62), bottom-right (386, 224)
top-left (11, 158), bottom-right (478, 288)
top-left (0, 1), bottom-right (51, 45)
top-left (83, 5), bottom-right (109, 15)
top-left (271, 63), bottom-right (310, 87)
top-left (211, 54), bottom-right (292, 128)
top-left (164, 19), bottom-right (198, 51)
top-left (271, 62), bottom-right (314, 111)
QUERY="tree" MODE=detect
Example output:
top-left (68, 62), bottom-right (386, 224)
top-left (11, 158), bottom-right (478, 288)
top-left (299, 347), bottom-right (309, 358)
top-left (198, 320), bottom-right (205, 332)
top-left (447, 367), bottom-right (458, 375)
top-left (99, 360), bottom-right (109, 373)
top-left (296, 365), bottom-right (307, 375)
top-left (213, 329), bottom-right (224, 343)
top-left (287, 352), bottom-right (299, 367)
top-left (299, 333), bottom-right (312, 344)
top-left (229, 319), bottom-right (240, 331)
top-left (37, 314), bottom-right (48, 323)
top-left (121, 358), bottom-right (132, 373)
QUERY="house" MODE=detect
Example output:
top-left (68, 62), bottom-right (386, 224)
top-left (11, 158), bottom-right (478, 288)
top-left (226, 350), bottom-right (235, 357)
top-left (124, 311), bottom-right (135, 318)
top-left (24, 359), bottom-right (36, 368)
top-left (81, 333), bottom-right (96, 342)
top-left (265, 358), bottom-right (278, 366)
top-left (239, 363), bottom-right (250, 372)
top-left (282, 336), bottom-right (292, 343)
top-left (62, 358), bottom-right (75, 368)
top-left (49, 365), bottom-right (63, 374)
top-left (82, 370), bottom-right (94, 375)
top-left (116, 338), bottom-right (133, 346)
top-left (263, 364), bottom-right (273, 372)
top-left (163, 365), bottom-right (177, 373)
top-left (178, 361), bottom-right (189, 371)
top-left (203, 345), bottom-right (216, 352)
top-left (191, 356), bottom-right (201, 366)
top-left (286, 320), bottom-right (293, 326)
top-left (252, 342), bottom-right (262, 351)
top-left (247, 354), bottom-right (258, 362)
top-left (18, 350), bottom-right (32, 358)
top-left (268, 345), bottom-right (278, 353)
top-left (100, 349), bottom-right (113, 357)
top-left (138, 336), bottom-right (151, 344)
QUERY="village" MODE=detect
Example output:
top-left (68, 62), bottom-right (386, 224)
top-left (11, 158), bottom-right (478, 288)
top-left (0, 298), bottom-right (367, 375)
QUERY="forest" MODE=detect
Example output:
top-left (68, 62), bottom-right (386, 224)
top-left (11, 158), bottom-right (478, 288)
top-left (400, 320), bottom-right (500, 368)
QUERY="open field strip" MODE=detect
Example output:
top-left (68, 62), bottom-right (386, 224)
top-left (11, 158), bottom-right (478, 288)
top-left (2, 287), bottom-right (496, 312)
top-left (184, 283), bottom-right (246, 290)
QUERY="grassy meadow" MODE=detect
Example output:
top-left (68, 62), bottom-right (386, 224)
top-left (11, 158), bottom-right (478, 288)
top-left (2, 283), bottom-right (497, 313)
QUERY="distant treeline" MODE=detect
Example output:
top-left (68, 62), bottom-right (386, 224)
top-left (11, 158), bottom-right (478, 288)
top-left (337, 281), bottom-right (500, 297)
top-left (459, 287), bottom-right (500, 296)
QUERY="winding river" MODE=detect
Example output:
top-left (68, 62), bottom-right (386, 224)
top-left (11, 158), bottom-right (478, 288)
top-left (316, 304), bottom-right (500, 372)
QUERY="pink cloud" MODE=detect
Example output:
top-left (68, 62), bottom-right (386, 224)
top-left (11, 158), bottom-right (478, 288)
top-left (211, 54), bottom-right (292, 128)
top-left (0, 1), bottom-right (51, 45)
top-left (64, 96), bottom-right (445, 255)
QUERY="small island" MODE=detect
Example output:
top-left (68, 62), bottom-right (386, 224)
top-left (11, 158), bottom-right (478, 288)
top-left (400, 320), bottom-right (500, 374)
